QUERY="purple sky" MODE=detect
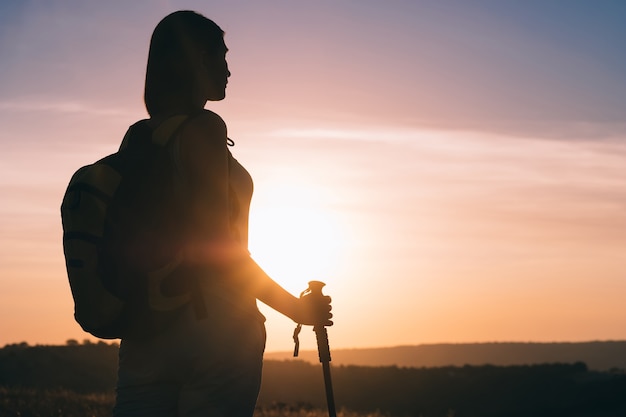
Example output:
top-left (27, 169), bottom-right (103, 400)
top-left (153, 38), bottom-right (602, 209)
top-left (1, 1), bottom-right (625, 350)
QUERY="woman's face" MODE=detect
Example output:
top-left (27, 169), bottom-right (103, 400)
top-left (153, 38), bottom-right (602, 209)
top-left (202, 40), bottom-right (230, 101)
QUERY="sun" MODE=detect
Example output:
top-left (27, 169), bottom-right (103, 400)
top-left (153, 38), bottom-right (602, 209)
top-left (247, 180), bottom-right (345, 294)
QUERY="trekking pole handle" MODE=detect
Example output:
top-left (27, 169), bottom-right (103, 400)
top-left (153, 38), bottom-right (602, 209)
top-left (293, 280), bottom-right (332, 359)
top-left (307, 280), bottom-right (331, 329)
top-left (307, 280), bottom-right (326, 297)
top-left (306, 281), bottom-right (332, 363)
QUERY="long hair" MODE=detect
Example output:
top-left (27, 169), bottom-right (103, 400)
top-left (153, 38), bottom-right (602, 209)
top-left (144, 11), bottom-right (224, 116)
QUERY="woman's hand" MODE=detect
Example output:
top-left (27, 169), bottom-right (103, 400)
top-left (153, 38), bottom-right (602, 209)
top-left (292, 294), bottom-right (333, 326)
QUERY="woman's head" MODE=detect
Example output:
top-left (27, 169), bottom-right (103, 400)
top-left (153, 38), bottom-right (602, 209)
top-left (144, 11), bottom-right (229, 116)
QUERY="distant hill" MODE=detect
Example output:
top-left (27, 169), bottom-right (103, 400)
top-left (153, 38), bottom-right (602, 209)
top-left (265, 341), bottom-right (626, 371)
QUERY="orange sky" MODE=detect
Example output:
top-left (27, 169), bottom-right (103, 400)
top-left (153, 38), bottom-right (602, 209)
top-left (1, 1), bottom-right (625, 352)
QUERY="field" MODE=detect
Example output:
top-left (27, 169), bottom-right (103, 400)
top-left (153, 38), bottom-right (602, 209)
top-left (0, 387), bottom-right (382, 417)
top-left (0, 387), bottom-right (113, 417)
top-left (1, 343), bottom-right (625, 417)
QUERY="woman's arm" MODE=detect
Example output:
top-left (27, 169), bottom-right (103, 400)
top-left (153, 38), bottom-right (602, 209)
top-left (230, 255), bottom-right (333, 325)
top-left (177, 111), bottom-right (332, 325)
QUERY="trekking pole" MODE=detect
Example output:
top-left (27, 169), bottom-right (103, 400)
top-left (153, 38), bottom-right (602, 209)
top-left (293, 281), bottom-right (337, 417)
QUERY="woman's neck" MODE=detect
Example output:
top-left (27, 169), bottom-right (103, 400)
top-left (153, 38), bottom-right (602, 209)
top-left (149, 103), bottom-right (205, 126)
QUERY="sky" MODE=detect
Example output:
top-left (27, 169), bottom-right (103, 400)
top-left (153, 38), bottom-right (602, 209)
top-left (1, 0), bottom-right (625, 353)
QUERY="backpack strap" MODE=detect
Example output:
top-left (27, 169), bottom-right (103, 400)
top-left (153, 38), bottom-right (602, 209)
top-left (137, 114), bottom-right (211, 320)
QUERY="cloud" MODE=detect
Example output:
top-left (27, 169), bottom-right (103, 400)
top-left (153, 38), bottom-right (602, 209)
top-left (0, 99), bottom-right (130, 117)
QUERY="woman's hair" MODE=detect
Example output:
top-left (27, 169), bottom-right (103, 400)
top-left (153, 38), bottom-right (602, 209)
top-left (144, 10), bottom-right (224, 116)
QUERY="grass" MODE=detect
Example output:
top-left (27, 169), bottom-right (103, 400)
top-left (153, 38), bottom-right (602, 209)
top-left (0, 386), bottom-right (114, 417)
top-left (256, 406), bottom-right (387, 417)
top-left (0, 387), bottom-right (387, 417)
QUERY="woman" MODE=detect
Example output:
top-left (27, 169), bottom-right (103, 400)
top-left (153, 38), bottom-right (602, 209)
top-left (113, 10), bottom-right (333, 417)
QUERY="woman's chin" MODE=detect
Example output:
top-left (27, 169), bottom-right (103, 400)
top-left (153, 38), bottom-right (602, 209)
top-left (207, 93), bottom-right (226, 102)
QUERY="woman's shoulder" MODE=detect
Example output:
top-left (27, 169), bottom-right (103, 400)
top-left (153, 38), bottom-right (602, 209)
top-left (174, 110), bottom-right (230, 177)
top-left (187, 109), bottom-right (226, 133)
top-left (179, 109), bottom-right (228, 149)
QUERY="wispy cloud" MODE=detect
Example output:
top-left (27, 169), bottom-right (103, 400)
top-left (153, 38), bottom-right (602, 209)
top-left (265, 123), bottom-right (626, 145)
top-left (0, 99), bottom-right (131, 117)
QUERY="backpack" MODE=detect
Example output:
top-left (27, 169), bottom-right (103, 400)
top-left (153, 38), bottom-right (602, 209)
top-left (61, 116), bottom-right (194, 339)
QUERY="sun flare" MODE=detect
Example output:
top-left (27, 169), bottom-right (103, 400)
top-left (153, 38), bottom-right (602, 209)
top-left (248, 180), bottom-right (345, 293)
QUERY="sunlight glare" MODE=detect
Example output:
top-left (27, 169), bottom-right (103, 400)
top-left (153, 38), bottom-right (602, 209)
top-left (248, 181), bottom-right (345, 293)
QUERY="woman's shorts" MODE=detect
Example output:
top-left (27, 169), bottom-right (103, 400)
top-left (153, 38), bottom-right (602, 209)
top-left (113, 303), bottom-right (266, 417)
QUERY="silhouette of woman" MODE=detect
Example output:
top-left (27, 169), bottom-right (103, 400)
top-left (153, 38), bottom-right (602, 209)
top-left (112, 10), bottom-right (333, 417)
